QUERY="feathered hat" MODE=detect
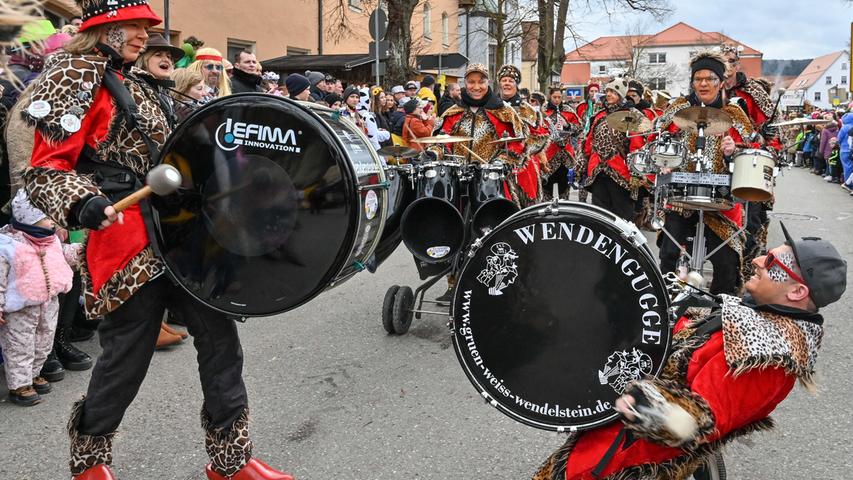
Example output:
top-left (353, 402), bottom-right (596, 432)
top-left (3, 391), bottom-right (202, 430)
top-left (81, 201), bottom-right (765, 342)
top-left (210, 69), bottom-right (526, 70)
top-left (76, 0), bottom-right (162, 33)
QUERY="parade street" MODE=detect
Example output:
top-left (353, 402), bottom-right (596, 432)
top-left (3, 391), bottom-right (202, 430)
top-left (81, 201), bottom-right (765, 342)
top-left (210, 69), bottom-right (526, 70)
top-left (1, 167), bottom-right (851, 479)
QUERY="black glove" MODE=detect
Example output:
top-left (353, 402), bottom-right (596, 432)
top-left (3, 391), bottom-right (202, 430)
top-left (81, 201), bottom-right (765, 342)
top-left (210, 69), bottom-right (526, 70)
top-left (76, 195), bottom-right (113, 230)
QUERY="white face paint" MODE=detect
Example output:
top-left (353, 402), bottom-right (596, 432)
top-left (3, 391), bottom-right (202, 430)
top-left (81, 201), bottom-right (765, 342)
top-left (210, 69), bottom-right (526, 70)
top-left (768, 251), bottom-right (797, 283)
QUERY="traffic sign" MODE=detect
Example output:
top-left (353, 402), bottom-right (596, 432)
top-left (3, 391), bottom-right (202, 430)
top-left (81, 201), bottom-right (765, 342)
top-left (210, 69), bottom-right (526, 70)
top-left (369, 40), bottom-right (390, 60)
top-left (369, 9), bottom-right (388, 41)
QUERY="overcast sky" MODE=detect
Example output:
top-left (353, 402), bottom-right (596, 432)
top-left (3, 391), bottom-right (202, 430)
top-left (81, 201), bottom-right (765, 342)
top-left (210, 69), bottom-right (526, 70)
top-left (563, 0), bottom-right (852, 59)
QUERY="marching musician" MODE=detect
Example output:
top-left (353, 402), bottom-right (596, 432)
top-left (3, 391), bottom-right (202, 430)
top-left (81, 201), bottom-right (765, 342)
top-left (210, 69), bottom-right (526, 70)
top-left (581, 79), bottom-right (647, 222)
top-left (542, 87), bottom-right (581, 200)
top-left (20, 2), bottom-right (292, 478)
top-left (625, 79), bottom-right (661, 226)
top-left (433, 63), bottom-right (541, 207)
top-left (575, 82), bottom-right (602, 136)
top-left (534, 227), bottom-right (847, 480)
top-left (656, 51), bottom-right (757, 295)
top-left (721, 43), bottom-right (780, 278)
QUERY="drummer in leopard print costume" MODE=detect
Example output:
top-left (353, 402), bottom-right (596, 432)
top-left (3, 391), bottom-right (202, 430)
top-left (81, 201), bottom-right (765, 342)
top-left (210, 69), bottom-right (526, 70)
top-left (534, 224), bottom-right (847, 480)
top-left (541, 88), bottom-right (582, 200)
top-left (656, 51), bottom-right (759, 296)
top-left (20, 2), bottom-right (292, 479)
top-left (581, 78), bottom-right (648, 222)
top-left (433, 63), bottom-right (544, 208)
top-left (720, 43), bottom-right (781, 280)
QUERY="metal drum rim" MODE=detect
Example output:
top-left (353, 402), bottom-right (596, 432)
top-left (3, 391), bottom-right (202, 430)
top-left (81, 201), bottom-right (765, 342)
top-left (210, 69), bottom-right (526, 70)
top-left (154, 93), bottom-right (368, 317)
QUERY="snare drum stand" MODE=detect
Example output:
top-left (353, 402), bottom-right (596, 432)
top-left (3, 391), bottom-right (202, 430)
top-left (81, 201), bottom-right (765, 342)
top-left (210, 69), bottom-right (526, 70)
top-left (654, 122), bottom-right (750, 288)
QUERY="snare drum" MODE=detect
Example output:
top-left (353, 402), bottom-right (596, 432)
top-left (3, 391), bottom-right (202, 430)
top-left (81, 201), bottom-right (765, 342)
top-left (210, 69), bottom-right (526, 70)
top-left (400, 160), bottom-right (465, 263)
top-left (452, 202), bottom-right (671, 431)
top-left (153, 94), bottom-right (388, 316)
top-left (649, 134), bottom-right (686, 169)
top-left (730, 149), bottom-right (776, 201)
top-left (627, 149), bottom-right (656, 175)
top-left (663, 171), bottom-right (733, 211)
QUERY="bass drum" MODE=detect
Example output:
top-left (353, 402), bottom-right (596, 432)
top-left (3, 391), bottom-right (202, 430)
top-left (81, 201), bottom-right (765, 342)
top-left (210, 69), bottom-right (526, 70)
top-left (153, 94), bottom-right (387, 316)
top-left (451, 201), bottom-right (671, 431)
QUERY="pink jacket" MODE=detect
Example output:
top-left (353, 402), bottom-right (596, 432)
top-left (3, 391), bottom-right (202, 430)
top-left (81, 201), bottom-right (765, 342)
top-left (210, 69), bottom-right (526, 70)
top-left (0, 226), bottom-right (81, 313)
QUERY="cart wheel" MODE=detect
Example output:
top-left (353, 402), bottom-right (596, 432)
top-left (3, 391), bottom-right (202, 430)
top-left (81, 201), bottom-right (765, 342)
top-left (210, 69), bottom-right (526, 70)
top-left (382, 285), bottom-right (400, 334)
top-left (392, 286), bottom-right (415, 334)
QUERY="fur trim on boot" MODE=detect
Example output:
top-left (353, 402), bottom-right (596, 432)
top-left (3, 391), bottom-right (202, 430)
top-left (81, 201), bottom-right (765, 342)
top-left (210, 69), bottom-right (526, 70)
top-left (68, 398), bottom-right (116, 476)
top-left (202, 406), bottom-right (253, 477)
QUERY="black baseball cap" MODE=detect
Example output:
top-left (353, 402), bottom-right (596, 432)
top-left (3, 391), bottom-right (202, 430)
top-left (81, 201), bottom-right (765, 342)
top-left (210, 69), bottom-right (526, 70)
top-left (780, 222), bottom-right (847, 308)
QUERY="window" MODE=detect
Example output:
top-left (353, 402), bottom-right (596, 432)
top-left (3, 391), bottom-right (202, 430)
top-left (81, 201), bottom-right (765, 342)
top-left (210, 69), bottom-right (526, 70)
top-left (843, 76), bottom-right (848, 85)
top-left (442, 12), bottom-right (449, 47)
top-left (227, 39), bottom-right (255, 65)
top-left (648, 53), bottom-right (666, 64)
top-left (348, 0), bottom-right (361, 10)
top-left (826, 76), bottom-right (832, 85)
top-left (423, 4), bottom-right (431, 40)
top-left (843, 63), bottom-right (848, 70)
top-left (649, 78), bottom-right (666, 90)
top-left (814, 91), bottom-right (821, 102)
top-left (598, 65), bottom-right (606, 74)
top-left (286, 47), bottom-right (310, 56)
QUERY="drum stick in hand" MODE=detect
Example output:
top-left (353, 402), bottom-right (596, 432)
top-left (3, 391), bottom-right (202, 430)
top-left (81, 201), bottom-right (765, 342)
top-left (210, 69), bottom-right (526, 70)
top-left (459, 144), bottom-right (486, 163)
top-left (113, 164), bottom-right (182, 213)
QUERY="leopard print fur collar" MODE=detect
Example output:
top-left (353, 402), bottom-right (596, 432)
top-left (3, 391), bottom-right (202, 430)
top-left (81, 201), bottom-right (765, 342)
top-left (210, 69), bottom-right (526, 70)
top-left (719, 294), bottom-right (822, 388)
top-left (23, 53), bottom-right (108, 144)
top-left (730, 78), bottom-right (775, 121)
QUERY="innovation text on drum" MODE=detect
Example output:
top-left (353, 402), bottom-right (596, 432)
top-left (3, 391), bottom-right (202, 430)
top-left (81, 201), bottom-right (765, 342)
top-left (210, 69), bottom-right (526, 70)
top-left (512, 221), bottom-right (665, 345)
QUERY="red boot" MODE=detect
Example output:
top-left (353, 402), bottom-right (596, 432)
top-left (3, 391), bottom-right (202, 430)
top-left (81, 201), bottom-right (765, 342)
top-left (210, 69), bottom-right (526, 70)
top-left (73, 465), bottom-right (116, 480)
top-left (205, 458), bottom-right (294, 480)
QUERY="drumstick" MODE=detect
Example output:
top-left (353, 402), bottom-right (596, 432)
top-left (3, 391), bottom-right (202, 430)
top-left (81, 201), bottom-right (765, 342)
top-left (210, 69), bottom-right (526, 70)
top-left (458, 144), bottom-right (486, 163)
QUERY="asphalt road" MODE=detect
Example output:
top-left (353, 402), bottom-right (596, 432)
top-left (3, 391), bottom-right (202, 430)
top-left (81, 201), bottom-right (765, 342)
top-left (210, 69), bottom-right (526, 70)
top-left (1, 166), bottom-right (851, 480)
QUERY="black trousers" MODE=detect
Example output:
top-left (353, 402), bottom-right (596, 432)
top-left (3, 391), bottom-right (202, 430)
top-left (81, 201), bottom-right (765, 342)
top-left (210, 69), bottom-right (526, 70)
top-left (78, 276), bottom-right (247, 436)
top-left (658, 212), bottom-right (741, 295)
top-left (588, 175), bottom-right (635, 222)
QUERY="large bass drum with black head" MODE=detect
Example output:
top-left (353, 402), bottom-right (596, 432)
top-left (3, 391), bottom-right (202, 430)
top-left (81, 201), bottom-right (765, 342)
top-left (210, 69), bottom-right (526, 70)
top-left (452, 201), bottom-right (671, 431)
top-left (152, 94), bottom-right (387, 317)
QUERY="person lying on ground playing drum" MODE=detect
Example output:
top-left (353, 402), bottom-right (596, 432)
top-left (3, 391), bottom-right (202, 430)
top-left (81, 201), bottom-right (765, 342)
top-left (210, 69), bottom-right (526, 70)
top-left (656, 51), bottom-right (758, 296)
top-left (21, 1), bottom-right (292, 479)
top-left (534, 224), bottom-right (847, 480)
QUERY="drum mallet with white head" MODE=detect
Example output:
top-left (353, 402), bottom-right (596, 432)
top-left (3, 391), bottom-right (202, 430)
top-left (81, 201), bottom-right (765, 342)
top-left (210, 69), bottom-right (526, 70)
top-left (113, 164), bottom-right (182, 212)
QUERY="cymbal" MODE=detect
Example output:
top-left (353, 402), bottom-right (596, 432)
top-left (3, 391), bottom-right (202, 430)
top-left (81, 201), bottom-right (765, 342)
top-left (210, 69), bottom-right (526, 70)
top-left (606, 109), bottom-right (652, 133)
top-left (769, 118), bottom-right (832, 127)
top-left (410, 134), bottom-right (474, 144)
top-left (376, 146), bottom-right (420, 158)
top-left (487, 135), bottom-right (527, 144)
top-left (672, 106), bottom-right (732, 136)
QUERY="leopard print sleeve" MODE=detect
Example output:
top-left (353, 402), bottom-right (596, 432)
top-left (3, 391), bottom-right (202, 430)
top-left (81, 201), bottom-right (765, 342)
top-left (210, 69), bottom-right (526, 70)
top-left (620, 377), bottom-right (716, 449)
top-left (22, 168), bottom-right (101, 229)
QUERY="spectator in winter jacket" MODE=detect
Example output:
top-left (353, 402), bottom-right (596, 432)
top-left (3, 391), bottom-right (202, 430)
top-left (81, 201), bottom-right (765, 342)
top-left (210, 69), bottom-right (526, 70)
top-left (801, 126), bottom-right (816, 171)
top-left (418, 75), bottom-right (438, 106)
top-left (837, 112), bottom-right (853, 188)
top-left (827, 137), bottom-right (842, 184)
top-left (818, 112), bottom-right (839, 165)
top-left (402, 99), bottom-right (436, 150)
top-left (230, 50), bottom-right (263, 93)
top-left (438, 83), bottom-right (461, 116)
top-left (306, 70), bottom-right (326, 102)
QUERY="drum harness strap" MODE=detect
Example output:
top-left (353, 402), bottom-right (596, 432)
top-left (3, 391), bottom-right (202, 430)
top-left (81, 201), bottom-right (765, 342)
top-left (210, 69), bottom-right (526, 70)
top-left (75, 65), bottom-right (166, 260)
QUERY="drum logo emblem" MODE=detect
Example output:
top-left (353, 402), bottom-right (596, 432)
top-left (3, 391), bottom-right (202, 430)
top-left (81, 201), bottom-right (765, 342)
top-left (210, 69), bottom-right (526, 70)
top-left (477, 242), bottom-right (519, 296)
top-left (215, 118), bottom-right (302, 153)
top-left (598, 348), bottom-right (653, 394)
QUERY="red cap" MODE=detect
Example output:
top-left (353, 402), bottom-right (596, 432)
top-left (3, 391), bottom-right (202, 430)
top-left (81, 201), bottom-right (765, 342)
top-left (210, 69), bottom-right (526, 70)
top-left (79, 4), bottom-right (162, 32)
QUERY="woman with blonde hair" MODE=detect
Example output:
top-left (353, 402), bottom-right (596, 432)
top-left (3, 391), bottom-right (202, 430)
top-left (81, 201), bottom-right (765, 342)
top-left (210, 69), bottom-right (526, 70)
top-left (171, 67), bottom-right (207, 123)
top-left (187, 46), bottom-right (231, 97)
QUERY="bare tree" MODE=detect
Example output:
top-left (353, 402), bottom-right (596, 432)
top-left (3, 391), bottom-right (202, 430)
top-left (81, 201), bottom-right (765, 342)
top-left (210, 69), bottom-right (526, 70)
top-left (537, 0), bottom-right (672, 91)
top-left (614, 22), bottom-right (678, 87)
top-left (326, 0), bottom-right (422, 85)
top-left (467, 0), bottom-right (537, 82)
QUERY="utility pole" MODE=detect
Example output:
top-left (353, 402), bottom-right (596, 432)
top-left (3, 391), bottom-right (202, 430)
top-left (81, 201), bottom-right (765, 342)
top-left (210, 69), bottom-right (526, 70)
top-left (163, 0), bottom-right (170, 42)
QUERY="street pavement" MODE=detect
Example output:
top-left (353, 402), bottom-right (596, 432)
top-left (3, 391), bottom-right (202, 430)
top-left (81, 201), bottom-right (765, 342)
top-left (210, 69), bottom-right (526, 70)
top-left (1, 166), bottom-right (851, 479)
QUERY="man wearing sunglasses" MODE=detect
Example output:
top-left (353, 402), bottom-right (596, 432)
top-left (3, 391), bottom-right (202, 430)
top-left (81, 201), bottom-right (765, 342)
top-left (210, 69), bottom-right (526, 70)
top-left (534, 223), bottom-right (847, 480)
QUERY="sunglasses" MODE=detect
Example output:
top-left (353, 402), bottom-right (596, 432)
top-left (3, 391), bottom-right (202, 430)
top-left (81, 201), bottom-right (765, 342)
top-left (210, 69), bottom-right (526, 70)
top-left (764, 252), bottom-right (805, 285)
top-left (204, 64), bottom-right (224, 72)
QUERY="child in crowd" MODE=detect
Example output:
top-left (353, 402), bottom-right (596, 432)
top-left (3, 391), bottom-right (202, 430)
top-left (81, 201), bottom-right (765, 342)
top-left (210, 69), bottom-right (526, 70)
top-left (0, 191), bottom-right (81, 406)
top-left (827, 137), bottom-right (841, 184)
